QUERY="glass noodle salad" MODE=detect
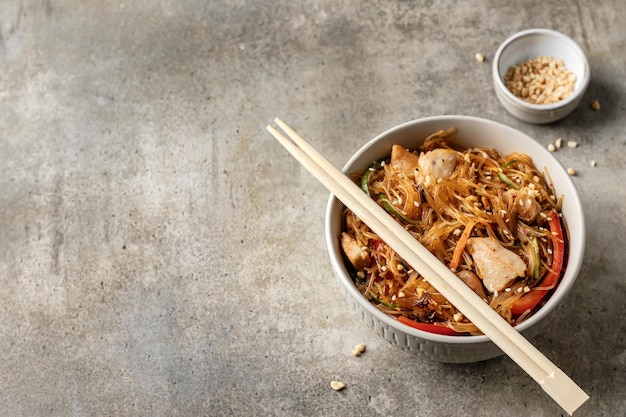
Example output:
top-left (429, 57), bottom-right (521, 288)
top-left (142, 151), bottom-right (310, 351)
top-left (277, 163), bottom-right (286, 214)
top-left (341, 128), bottom-right (567, 335)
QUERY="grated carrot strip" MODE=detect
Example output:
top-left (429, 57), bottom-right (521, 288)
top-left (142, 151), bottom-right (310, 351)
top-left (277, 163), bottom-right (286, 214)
top-left (450, 220), bottom-right (477, 271)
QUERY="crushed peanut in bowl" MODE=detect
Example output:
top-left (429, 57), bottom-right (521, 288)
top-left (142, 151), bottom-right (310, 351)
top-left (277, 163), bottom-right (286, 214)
top-left (504, 55), bottom-right (577, 105)
top-left (493, 29), bottom-right (590, 123)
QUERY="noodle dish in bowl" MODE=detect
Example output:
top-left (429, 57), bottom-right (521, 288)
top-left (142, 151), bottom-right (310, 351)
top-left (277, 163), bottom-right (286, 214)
top-left (325, 116), bottom-right (585, 363)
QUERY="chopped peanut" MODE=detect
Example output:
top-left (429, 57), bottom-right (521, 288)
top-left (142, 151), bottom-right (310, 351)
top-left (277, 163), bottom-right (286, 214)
top-left (331, 381), bottom-right (346, 391)
top-left (352, 343), bottom-right (366, 357)
top-left (504, 55), bottom-right (576, 105)
top-left (555, 138), bottom-right (563, 149)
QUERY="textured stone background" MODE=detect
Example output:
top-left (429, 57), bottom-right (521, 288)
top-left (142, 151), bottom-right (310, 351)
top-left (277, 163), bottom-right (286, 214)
top-left (1, 1), bottom-right (624, 415)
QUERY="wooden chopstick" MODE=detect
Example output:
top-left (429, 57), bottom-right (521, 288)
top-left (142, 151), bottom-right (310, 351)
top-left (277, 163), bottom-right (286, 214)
top-left (266, 117), bottom-right (589, 415)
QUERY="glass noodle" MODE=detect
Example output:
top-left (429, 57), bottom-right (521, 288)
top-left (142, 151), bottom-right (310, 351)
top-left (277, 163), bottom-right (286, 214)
top-left (341, 128), bottom-right (567, 335)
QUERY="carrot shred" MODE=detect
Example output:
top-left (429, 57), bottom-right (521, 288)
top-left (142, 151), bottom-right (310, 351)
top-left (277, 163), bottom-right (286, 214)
top-left (450, 220), bottom-right (476, 271)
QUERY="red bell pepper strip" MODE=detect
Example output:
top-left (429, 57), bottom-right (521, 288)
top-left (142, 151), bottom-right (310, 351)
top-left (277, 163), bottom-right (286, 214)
top-left (511, 210), bottom-right (565, 316)
top-left (397, 316), bottom-right (465, 336)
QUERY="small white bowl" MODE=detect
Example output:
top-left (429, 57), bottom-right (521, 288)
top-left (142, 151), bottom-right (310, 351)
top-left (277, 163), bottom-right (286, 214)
top-left (492, 29), bottom-right (590, 124)
top-left (325, 116), bottom-right (585, 363)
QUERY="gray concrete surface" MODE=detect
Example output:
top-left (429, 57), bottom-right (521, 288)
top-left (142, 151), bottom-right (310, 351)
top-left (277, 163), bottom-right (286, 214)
top-left (1, 1), bottom-right (624, 416)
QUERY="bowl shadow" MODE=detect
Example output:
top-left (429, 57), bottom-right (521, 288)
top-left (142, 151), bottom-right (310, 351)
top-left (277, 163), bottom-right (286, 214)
top-left (551, 76), bottom-right (623, 130)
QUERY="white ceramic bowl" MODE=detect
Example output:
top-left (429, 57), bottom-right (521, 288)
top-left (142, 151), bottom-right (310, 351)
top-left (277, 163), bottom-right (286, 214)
top-left (492, 29), bottom-right (590, 124)
top-left (325, 116), bottom-right (585, 363)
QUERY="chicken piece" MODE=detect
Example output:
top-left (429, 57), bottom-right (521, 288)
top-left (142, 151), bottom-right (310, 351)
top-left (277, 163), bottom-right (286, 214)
top-left (503, 186), bottom-right (542, 223)
top-left (456, 270), bottom-right (488, 300)
top-left (341, 233), bottom-right (371, 270)
top-left (391, 145), bottom-right (420, 172)
top-left (416, 148), bottom-right (458, 184)
top-left (466, 237), bottom-right (526, 293)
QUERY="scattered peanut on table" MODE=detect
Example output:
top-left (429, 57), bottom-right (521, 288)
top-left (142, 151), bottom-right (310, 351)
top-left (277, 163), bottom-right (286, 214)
top-left (555, 138), bottom-right (563, 149)
top-left (352, 343), bottom-right (366, 357)
top-left (330, 381), bottom-right (346, 391)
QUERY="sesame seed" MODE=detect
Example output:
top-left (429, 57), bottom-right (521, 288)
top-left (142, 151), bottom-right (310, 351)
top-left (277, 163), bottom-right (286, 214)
top-left (568, 141), bottom-right (578, 148)
top-left (591, 100), bottom-right (600, 110)
top-left (567, 167), bottom-right (576, 176)
top-left (523, 286), bottom-right (531, 293)
top-left (547, 143), bottom-right (556, 152)
top-left (590, 160), bottom-right (597, 167)
top-left (475, 53), bottom-right (485, 62)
